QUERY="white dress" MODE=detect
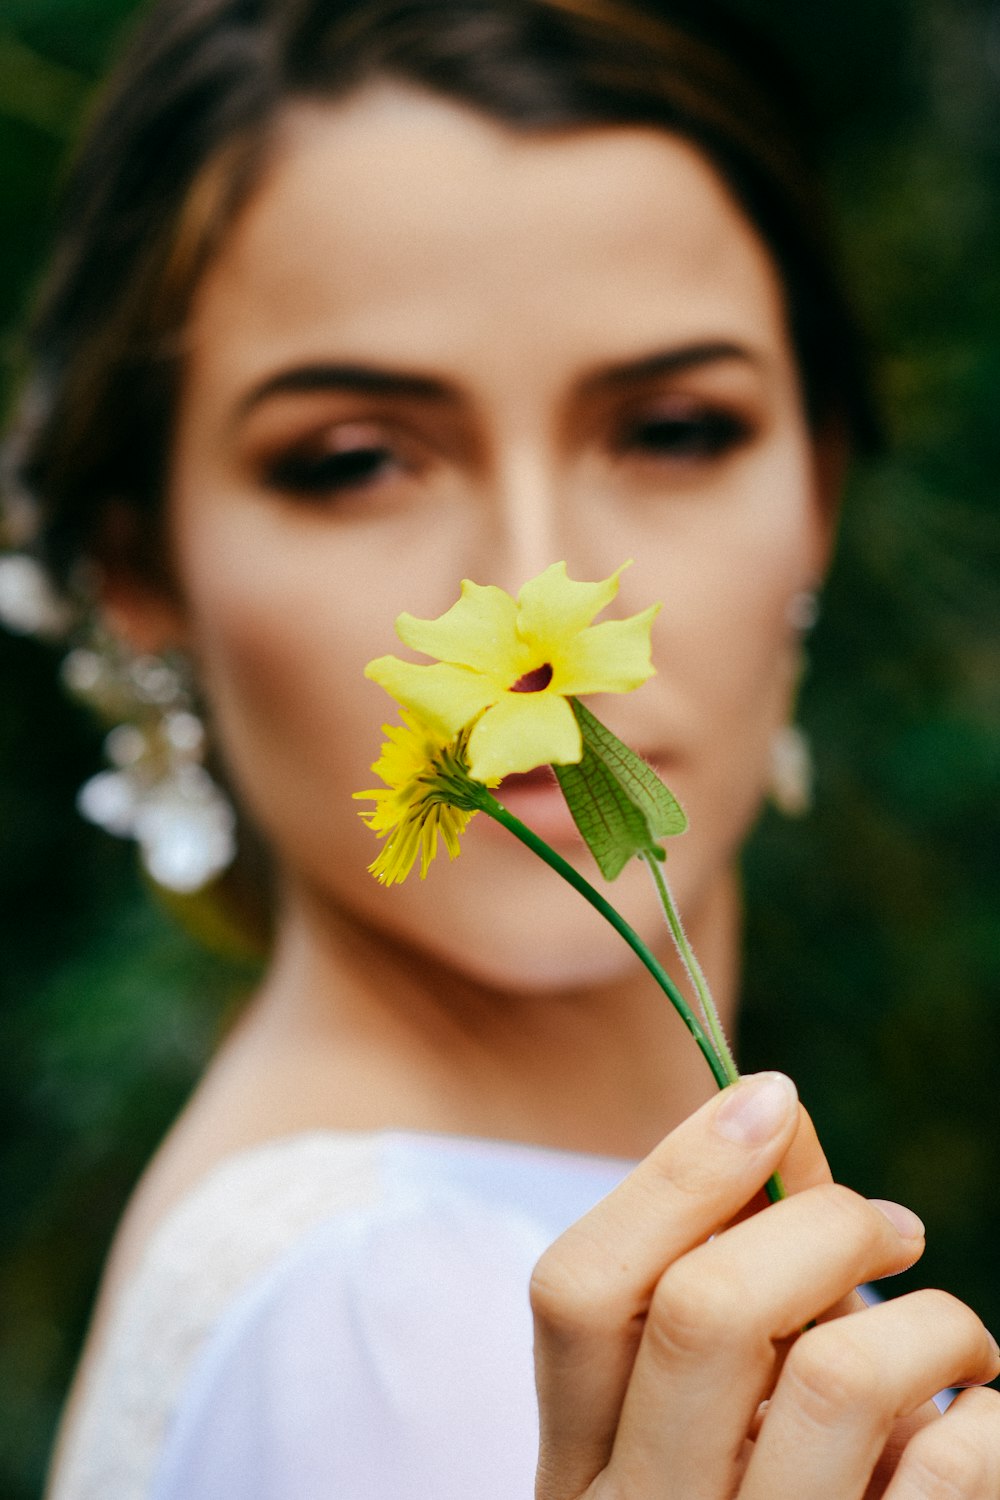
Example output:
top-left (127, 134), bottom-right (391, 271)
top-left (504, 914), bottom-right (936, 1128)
top-left (52, 1131), bottom-right (634, 1500)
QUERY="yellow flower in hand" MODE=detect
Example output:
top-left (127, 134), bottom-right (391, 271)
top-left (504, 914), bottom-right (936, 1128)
top-left (353, 712), bottom-right (490, 885)
top-left (365, 562), bottom-right (659, 782)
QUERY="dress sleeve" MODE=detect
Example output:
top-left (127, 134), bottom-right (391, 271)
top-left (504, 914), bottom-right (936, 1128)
top-left (149, 1184), bottom-right (549, 1500)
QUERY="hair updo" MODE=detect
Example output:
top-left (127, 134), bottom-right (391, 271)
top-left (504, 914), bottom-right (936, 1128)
top-left (4, 0), bottom-right (874, 592)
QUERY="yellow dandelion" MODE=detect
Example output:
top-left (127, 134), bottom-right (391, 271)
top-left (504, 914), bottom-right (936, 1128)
top-left (353, 711), bottom-right (491, 885)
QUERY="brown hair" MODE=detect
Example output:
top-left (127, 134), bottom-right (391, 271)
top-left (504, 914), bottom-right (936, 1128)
top-left (6, 0), bottom-right (875, 589)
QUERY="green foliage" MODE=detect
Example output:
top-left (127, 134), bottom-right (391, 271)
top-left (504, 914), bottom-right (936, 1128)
top-left (1, 2), bottom-right (999, 1496)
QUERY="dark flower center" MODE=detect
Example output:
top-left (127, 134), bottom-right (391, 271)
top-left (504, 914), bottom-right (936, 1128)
top-left (510, 662), bottom-right (554, 694)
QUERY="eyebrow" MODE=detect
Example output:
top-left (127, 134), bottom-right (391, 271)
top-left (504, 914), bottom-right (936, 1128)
top-left (237, 362), bottom-right (454, 420)
top-left (235, 339), bottom-right (759, 423)
top-left (579, 340), bottom-right (759, 395)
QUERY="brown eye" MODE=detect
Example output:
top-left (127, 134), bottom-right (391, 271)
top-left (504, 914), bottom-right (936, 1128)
top-left (623, 404), bottom-right (752, 462)
top-left (264, 442), bottom-right (400, 498)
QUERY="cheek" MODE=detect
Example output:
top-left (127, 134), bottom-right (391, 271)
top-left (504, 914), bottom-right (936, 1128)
top-left (648, 454), bottom-right (816, 716)
top-left (719, 491), bottom-right (817, 732)
top-left (171, 503), bottom-right (403, 878)
top-left (638, 445), bottom-right (821, 885)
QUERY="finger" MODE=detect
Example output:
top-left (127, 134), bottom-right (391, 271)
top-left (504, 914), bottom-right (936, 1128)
top-left (746, 1396), bottom-right (944, 1497)
top-left (774, 1104), bottom-right (834, 1193)
top-left (863, 1402), bottom-right (945, 1498)
top-left (607, 1185), bottom-right (926, 1498)
top-left (882, 1386), bottom-right (1000, 1499)
top-left (532, 1071), bottom-right (800, 1500)
top-left (739, 1290), bottom-right (1000, 1500)
top-left (777, 1213), bottom-right (929, 1358)
top-left (727, 1103), bottom-right (833, 1228)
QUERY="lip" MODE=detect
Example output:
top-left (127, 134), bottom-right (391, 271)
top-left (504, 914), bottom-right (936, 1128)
top-left (499, 766), bottom-right (560, 794)
top-left (487, 766), bottom-right (581, 844)
top-left (485, 754), bottom-right (674, 846)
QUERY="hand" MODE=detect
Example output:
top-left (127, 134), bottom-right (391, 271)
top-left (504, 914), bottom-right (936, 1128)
top-left (531, 1072), bottom-right (1000, 1498)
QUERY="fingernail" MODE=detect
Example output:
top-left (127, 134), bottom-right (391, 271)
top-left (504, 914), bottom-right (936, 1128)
top-left (714, 1073), bottom-right (798, 1145)
top-left (987, 1330), bottom-right (1000, 1363)
top-left (869, 1199), bottom-right (925, 1240)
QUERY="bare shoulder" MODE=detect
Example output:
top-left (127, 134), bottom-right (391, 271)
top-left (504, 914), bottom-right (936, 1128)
top-left (44, 1041), bottom-right (260, 1492)
top-left (48, 974), bottom-right (477, 1489)
top-left (66, 987), bottom-right (427, 1373)
top-left (45, 1010), bottom-right (395, 1497)
top-left (84, 1024), bottom-right (334, 1329)
top-left (49, 1045), bottom-right (273, 1450)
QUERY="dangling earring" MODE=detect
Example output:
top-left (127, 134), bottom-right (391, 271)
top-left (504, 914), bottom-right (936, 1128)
top-left (768, 722), bottom-right (814, 817)
top-left (768, 590), bottom-right (818, 818)
top-left (0, 540), bottom-right (237, 893)
top-left (0, 548), bottom-right (75, 638)
top-left (62, 629), bottom-right (237, 893)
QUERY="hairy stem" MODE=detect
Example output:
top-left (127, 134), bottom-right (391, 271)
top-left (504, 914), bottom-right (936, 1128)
top-left (640, 852), bottom-right (740, 1085)
top-left (639, 854), bottom-right (786, 1204)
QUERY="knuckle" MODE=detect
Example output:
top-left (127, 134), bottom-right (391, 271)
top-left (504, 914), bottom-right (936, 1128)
top-left (912, 1287), bottom-right (978, 1330)
top-left (900, 1429), bottom-right (991, 1499)
top-left (646, 1257), bottom-right (749, 1359)
top-left (906, 1288), bottom-right (994, 1367)
top-left (814, 1181), bottom-right (885, 1246)
top-left (644, 1141), bottom-right (723, 1204)
top-left (783, 1323), bottom-right (882, 1426)
top-left (529, 1242), bottom-right (617, 1340)
top-left (951, 1384), bottom-right (1000, 1423)
top-left (529, 1247), bottom-right (586, 1334)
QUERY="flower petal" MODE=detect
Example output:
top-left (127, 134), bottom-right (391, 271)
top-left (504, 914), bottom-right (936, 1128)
top-left (552, 605), bottom-right (661, 695)
top-left (515, 561), bottom-right (631, 649)
top-left (365, 656), bottom-right (498, 735)
top-left (467, 691), bottom-right (582, 781)
top-left (395, 580), bottom-right (521, 680)
top-left (370, 814), bottom-right (422, 885)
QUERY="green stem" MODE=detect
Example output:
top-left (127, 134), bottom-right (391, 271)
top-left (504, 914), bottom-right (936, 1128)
top-left (477, 792), bottom-right (730, 1092)
top-left (640, 852), bottom-right (740, 1086)
top-left (639, 852), bottom-right (786, 1205)
top-left (764, 1171), bottom-right (788, 1205)
top-left (476, 792), bottom-right (787, 1204)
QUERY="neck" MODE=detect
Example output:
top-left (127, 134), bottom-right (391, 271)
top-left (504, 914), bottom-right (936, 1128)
top-left (235, 867), bottom-right (742, 1161)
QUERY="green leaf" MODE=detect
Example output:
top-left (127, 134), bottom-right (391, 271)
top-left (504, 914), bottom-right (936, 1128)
top-left (551, 700), bottom-right (687, 881)
top-left (571, 699), bottom-right (688, 838)
top-left (553, 751), bottom-right (656, 880)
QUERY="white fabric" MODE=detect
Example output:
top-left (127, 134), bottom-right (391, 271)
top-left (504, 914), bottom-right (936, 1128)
top-left (52, 1131), bottom-right (633, 1500)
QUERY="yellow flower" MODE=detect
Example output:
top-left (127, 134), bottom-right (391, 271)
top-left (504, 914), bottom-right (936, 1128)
top-left (365, 561), bottom-right (659, 782)
top-left (353, 712), bottom-right (490, 885)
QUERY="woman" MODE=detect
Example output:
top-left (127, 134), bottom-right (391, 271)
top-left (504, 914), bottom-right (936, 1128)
top-left (6, 0), bottom-right (999, 1495)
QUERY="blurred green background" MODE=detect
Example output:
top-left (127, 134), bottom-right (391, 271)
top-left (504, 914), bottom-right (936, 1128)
top-left (1, 1), bottom-right (999, 1495)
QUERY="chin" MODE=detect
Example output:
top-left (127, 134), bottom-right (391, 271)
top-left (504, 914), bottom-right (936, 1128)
top-left (348, 832), bottom-right (679, 996)
top-left (422, 916), bottom-right (644, 995)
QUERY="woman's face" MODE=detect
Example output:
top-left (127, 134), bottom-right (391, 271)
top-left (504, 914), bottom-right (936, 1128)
top-left (163, 85), bottom-right (832, 990)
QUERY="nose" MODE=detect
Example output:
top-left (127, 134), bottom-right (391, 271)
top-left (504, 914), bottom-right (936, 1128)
top-left (474, 442), bottom-right (562, 592)
top-left (472, 442), bottom-right (611, 598)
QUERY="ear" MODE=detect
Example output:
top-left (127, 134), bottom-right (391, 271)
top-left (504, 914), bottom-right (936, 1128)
top-left (94, 502), bottom-right (188, 655)
top-left (807, 415), bottom-right (850, 579)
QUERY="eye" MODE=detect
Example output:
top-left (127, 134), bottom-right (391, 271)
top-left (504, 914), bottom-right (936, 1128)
top-left (620, 401), bottom-right (753, 463)
top-left (262, 438), bottom-right (401, 498)
top-left (260, 420), bottom-right (419, 507)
